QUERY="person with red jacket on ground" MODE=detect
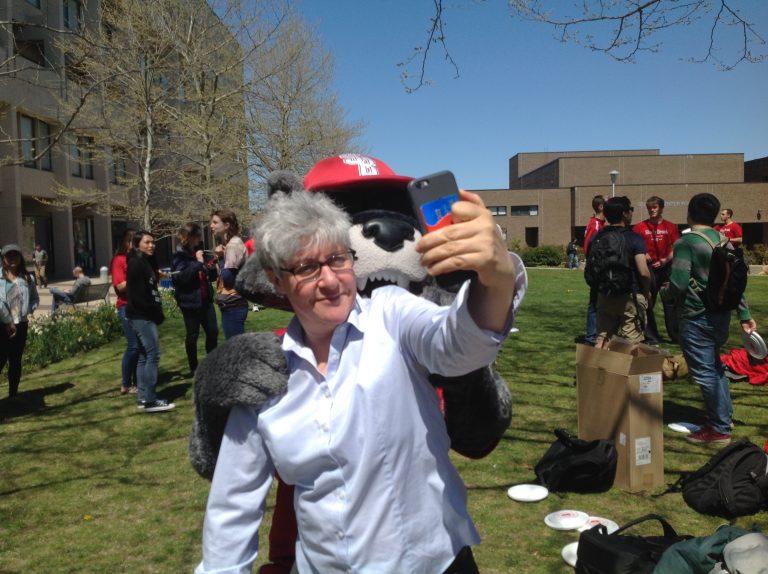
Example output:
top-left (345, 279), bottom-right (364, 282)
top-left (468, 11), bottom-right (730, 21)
top-left (633, 196), bottom-right (680, 344)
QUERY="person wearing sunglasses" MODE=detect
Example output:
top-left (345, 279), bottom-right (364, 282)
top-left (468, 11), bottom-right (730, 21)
top-left (196, 189), bottom-right (526, 574)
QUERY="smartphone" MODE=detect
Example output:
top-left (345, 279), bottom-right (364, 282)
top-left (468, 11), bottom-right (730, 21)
top-left (407, 170), bottom-right (461, 235)
top-left (407, 170), bottom-right (475, 288)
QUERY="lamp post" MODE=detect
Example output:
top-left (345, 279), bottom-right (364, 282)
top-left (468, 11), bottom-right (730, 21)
top-left (609, 170), bottom-right (620, 197)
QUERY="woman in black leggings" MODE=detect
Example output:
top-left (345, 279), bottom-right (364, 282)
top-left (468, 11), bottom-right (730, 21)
top-left (0, 244), bottom-right (39, 399)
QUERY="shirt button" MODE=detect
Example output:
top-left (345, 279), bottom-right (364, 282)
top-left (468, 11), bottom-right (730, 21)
top-left (337, 531), bottom-right (344, 540)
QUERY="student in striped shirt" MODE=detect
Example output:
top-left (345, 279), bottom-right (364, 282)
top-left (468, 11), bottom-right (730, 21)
top-left (660, 193), bottom-right (756, 444)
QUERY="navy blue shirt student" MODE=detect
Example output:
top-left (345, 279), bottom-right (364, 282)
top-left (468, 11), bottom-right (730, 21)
top-left (588, 197), bottom-right (651, 348)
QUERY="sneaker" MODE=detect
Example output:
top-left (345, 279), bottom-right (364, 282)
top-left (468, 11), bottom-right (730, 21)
top-left (685, 426), bottom-right (731, 444)
top-left (128, 386), bottom-right (138, 394)
top-left (143, 399), bottom-right (176, 413)
top-left (136, 400), bottom-right (147, 409)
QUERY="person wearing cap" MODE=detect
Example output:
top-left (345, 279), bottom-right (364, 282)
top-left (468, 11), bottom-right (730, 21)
top-left (196, 185), bottom-right (526, 573)
top-left (1, 244), bottom-right (39, 399)
top-left (49, 266), bottom-right (91, 314)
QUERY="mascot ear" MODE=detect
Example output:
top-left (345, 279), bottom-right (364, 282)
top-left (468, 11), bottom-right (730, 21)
top-left (267, 170), bottom-right (304, 197)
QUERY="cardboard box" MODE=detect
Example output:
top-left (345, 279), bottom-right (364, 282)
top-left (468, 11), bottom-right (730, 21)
top-left (576, 339), bottom-right (666, 492)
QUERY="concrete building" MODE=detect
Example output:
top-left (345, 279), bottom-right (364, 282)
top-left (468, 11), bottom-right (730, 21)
top-left (477, 149), bottom-right (768, 249)
top-left (1, 0), bottom-right (247, 277)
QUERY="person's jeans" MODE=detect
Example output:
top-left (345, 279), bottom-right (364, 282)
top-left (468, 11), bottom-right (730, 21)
top-left (220, 305), bottom-right (248, 340)
top-left (568, 253), bottom-right (579, 270)
top-left (0, 321), bottom-right (29, 397)
top-left (49, 287), bottom-right (72, 314)
top-left (182, 305), bottom-right (219, 373)
top-left (678, 310), bottom-right (732, 434)
top-left (128, 318), bottom-right (161, 403)
top-left (118, 306), bottom-right (139, 389)
top-left (585, 287), bottom-right (598, 344)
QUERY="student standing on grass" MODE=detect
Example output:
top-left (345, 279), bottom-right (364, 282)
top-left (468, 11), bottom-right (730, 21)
top-left (126, 231), bottom-right (174, 413)
top-left (576, 195), bottom-right (605, 345)
top-left (111, 229), bottom-right (139, 395)
top-left (210, 209), bottom-right (249, 339)
top-left (715, 208), bottom-right (743, 247)
top-left (632, 196), bottom-right (680, 344)
top-left (195, 190), bottom-right (526, 574)
top-left (171, 223), bottom-right (219, 376)
top-left (592, 196), bottom-right (651, 348)
top-left (660, 193), bottom-right (756, 444)
top-left (0, 244), bottom-right (39, 399)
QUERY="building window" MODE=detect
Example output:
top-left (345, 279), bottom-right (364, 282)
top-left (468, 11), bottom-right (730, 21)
top-left (63, 0), bottom-right (83, 31)
top-left (511, 205), bottom-right (539, 216)
top-left (108, 148), bottom-right (127, 184)
top-left (70, 136), bottom-right (94, 179)
top-left (26, 0), bottom-right (41, 8)
top-left (18, 114), bottom-right (53, 171)
top-left (489, 206), bottom-right (507, 216)
top-left (13, 24), bottom-right (47, 67)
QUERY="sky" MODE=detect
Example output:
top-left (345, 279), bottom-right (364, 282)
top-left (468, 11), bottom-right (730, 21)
top-left (295, 0), bottom-right (768, 190)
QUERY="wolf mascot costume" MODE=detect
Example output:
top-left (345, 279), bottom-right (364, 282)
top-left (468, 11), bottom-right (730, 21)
top-left (190, 154), bottom-right (515, 573)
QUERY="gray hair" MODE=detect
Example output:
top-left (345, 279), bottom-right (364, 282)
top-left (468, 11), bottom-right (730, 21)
top-left (255, 191), bottom-right (351, 277)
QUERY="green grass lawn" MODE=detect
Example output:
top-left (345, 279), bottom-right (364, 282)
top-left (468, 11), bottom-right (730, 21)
top-left (1, 270), bottom-right (767, 573)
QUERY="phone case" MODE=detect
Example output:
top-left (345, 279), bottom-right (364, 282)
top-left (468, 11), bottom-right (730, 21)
top-left (407, 171), bottom-right (461, 235)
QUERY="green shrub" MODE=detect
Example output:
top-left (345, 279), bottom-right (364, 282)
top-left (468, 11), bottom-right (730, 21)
top-left (745, 243), bottom-right (768, 265)
top-left (520, 245), bottom-right (565, 267)
top-left (160, 287), bottom-right (182, 319)
top-left (24, 305), bottom-right (123, 371)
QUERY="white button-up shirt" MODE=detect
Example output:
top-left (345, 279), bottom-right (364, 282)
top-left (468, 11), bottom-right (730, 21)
top-left (197, 273), bottom-right (526, 574)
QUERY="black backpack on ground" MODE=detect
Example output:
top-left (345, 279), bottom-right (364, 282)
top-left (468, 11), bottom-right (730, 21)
top-left (576, 514), bottom-right (691, 574)
top-left (534, 428), bottom-right (617, 493)
top-left (584, 227), bottom-right (633, 295)
top-left (689, 230), bottom-right (749, 311)
top-left (679, 438), bottom-right (768, 519)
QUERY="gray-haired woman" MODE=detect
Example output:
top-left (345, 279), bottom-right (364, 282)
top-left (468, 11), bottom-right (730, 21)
top-left (197, 189), bottom-right (527, 574)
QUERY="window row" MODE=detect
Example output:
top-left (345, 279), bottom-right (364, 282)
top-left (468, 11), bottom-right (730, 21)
top-left (14, 1), bottom-right (83, 67)
top-left (18, 113), bottom-right (126, 183)
top-left (488, 205), bottom-right (539, 216)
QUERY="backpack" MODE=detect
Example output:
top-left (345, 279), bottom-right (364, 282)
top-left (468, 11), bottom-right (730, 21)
top-left (679, 438), bottom-right (768, 519)
top-left (689, 230), bottom-right (748, 311)
top-left (576, 514), bottom-right (691, 574)
top-left (584, 227), bottom-right (633, 295)
top-left (534, 428), bottom-right (617, 493)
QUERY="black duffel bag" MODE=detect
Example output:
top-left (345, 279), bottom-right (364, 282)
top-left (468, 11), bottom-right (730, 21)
top-left (534, 428), bottom-right (617, 493)
top-left (576, 514), bottom-right (691, 574)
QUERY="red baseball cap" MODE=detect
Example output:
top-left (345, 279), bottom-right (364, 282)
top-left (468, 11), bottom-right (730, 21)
top-left (304, 154), bottom-right (412, 192)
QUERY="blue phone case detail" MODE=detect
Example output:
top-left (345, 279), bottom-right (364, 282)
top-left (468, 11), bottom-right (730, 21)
top-left (420, 194), bottom-right (458, 233)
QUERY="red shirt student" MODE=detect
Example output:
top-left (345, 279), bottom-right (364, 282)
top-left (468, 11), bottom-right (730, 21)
top-left (715, 208), bottom-right (743, 246)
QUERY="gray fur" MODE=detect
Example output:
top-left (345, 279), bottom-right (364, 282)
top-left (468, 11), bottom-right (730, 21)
top-left (267, 170), bottom-right (304, 197)
top-left (189, 332), bottom-right (289, 479)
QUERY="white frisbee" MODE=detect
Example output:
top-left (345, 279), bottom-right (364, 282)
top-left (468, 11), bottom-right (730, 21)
top-left (578, 516), bottom-right (619, 534)
top-left (561, 541), bottom-right (579, 568)
top-left (742, 331), bottom-right (768, 360)
top-left (506, 484), bottom-right (549, 502)
top-left (544, 510), bottom-right (589, 531)
top-left (668, 422), bottom-right (701, 434)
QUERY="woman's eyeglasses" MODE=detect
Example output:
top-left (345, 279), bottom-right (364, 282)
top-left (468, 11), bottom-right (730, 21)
top-left (281, 250), bottom-right (357, 281)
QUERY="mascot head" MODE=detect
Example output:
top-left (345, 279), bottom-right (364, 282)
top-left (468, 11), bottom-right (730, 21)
top-left (238, 153), bottom-right (440, 304)
top-left (303, 154), bottom-right (429, 297)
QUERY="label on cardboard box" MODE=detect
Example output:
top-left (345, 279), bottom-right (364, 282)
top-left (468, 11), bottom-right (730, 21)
top-left (619, 432), bottom-right (626, 446)
top-left (639, 373), bottom-right (662, 394)
top-left (636, 437), bottom-right (652, 466)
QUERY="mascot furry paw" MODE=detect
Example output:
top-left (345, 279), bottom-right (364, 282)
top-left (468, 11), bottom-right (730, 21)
top-left (190, 154), bottom-right (515, 573)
